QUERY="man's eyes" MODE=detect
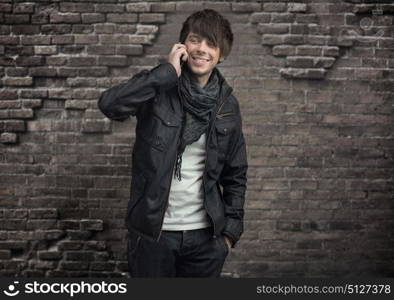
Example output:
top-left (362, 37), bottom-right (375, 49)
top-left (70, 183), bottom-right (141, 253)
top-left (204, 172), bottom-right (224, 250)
top-left (189, 37), bottom-right (215, 47)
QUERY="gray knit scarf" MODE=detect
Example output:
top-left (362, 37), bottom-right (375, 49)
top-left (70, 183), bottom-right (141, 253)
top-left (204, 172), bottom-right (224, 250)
top-left (175, 65), bottom-right (220, 181)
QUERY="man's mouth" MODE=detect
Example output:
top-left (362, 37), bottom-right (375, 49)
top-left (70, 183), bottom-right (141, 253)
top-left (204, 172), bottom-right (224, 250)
top-left (192, 56), bottom-right (210, 62)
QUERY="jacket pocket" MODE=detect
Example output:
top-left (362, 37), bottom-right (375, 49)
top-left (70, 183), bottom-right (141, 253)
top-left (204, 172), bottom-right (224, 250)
top-left (215, 121), bottom-right (234, 160)
top-left (138, 109), bottom-right (180, 152)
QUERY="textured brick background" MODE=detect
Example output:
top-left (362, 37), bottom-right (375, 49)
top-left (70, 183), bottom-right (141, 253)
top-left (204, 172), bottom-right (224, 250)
top-left (0, 0), bottom-right (393, 277)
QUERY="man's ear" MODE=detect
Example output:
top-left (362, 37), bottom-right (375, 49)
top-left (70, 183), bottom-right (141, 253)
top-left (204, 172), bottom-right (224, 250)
top-left (218, 57), bottom-right (224, 64)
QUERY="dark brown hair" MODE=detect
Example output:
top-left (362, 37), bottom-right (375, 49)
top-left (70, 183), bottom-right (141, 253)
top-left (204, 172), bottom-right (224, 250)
top-left (179, 9), bottom-right (233, 60)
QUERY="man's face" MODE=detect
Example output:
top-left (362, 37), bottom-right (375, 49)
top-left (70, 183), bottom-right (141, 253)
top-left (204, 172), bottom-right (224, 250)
top-left (184, 32), bottom-right (221, 79)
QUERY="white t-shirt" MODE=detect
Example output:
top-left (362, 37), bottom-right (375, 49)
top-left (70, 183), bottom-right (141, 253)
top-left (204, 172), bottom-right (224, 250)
top-left (162, 133), bottom-right (211, 230)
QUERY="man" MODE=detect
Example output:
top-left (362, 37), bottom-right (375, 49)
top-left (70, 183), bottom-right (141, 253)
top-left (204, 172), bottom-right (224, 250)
top-left (98, 9), bottom-right (247, 277)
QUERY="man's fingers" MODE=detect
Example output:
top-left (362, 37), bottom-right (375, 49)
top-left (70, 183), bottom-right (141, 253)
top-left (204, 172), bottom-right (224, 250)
top-left (172, 47), bottom-right (188, 60)
top-left (180, 50), bottom-right (188, 61)
top-left (171, 43), bottom-right (186, 52)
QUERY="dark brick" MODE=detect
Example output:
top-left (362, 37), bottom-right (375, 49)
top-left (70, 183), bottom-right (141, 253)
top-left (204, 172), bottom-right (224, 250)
top-left (65, 251), bottom-right (95, 261)
top-left (15, 56), bottom-right (44, 67)
top-left (87, 45), bottom-right (114, 55)
top-left (94, 24), bottom-right (116, 34)
top-left (232, 3), bottom-right (261, 13)
top-left (52, 35), bottom-right (74, 45)
top-left (296, 46), bottom-right (322, 56)
top-left (283, 35), bottom-right (305, 45)
top-left (38, 251), bottom-right (63, 260)
top-left (250, 13), bottom-right (270, 24)
top-left (69, 57), bottom-right (96, 67)
top-left (0, 56), bottom-right (15, 66)
top-left (0, 250), bottom-right (11, 259)
top-left (139, 13), bottom-right (165, 24)
top-left (271, 13), bottom-right (295, 23)
top-left (58, 241), bottom-right (83, 250)
top-left (29, 208), bottom-right (57, 219)
top-left (81, 13), bottom-right (105, 24)
top-left (12, 25), bottom-right (40, 35)
top-left (151, 3), bottom-right (176, 12)
top-left (0, 36), bottom-right (19, 44)
top-left (74, 35), bottom-right (98, 44)
top-left (31, 13), bottom-right (49, 24)
top-left (26, 219), bottom-right (57, 230)
top-left (296, 14), bottom-right (319, 24)
top-left (258, 24), bottom-right (289, 35)
top-left (21, 36), bottom-right (51, 45)
top-left (20, 90), bottom-right (47, 100)
top-left (4, 14), bottom-right (29, 24)
top-left (86, 241), bottom-right (107, 251)
top-left (0, 4), bottom-right (12, 13)
top-left (7, 109), bottom-right (34, 119)
top-left (67, 230), bottom-right (92, 240)
top-left (0, 241), bottom-right (28, 250)
top-left (41, 24), bottom-right (72, 34)
top-left (59, 261), bottom-right (89, 270)
top-left (107, 13), bottom-right (137, 23)
top-left (297, 240), bottom-right (322, 250)
top-left (98, 56), bottom-right (127, 67)
top-left (288, 3), bottom-right (307, 13)
top-left (78, 67), bottom-right (108, 77)
top-left (50, 13), bottom-right (81, 24)
top-left (90, 262), bottom-right (115, 271)
top-left (29, 67), bottom-right (57, 77)
top-left (0, 120), bottom-right (26, 132)
top-left (126, 3), bottom-right (150, 12)
top-left (262, 34), bottom-right (284, 45)
top-left (264, 3), bottom-right (287, 12)
top-left (0, 219), bottom-right (26, 230)
top-left (80, 219), bottom-right (103, 231)
top-left (95, 4), bottom-right (124, 13)
top-left (72, 24), bottom-right (94, 34)
top-left (60, 3), bottom-right (94, 13)
top-left (116, 45), bottom-right (143, 56)
top-left (0, 132), bottom-right (18, 144)
top-left (22, 99), bottom-right (43, 108)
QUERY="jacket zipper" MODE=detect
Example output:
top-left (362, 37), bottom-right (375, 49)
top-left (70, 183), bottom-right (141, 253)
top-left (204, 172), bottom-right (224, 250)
top-left (156, 150), bottom-right (177, 242)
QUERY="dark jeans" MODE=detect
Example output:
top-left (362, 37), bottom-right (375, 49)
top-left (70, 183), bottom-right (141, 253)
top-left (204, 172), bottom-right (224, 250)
top-left (127, 227), bottom-right (229, 277)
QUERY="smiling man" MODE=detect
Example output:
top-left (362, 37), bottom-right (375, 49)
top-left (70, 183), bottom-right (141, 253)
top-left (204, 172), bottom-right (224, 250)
top-left (98, 9), bottom-right (248, 277)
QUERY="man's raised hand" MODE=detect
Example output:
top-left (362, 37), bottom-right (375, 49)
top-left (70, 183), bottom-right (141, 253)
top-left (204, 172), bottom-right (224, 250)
top-left (168, 43), bottom-right (188, 77)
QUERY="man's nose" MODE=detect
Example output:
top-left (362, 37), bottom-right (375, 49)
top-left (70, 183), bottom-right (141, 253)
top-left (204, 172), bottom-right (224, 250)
top-left (195, 40), bottom-right (209, 52)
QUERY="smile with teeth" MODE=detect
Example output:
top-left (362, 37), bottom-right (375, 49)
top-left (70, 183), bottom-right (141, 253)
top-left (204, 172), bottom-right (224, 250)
top-left (192, 56), bottom-right (210, 62)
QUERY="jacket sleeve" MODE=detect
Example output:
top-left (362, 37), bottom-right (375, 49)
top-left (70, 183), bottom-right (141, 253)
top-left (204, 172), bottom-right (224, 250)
top-left (97, 63), bottom-right (178, 121)
top-left (220, 102), bottom-right (248, 248)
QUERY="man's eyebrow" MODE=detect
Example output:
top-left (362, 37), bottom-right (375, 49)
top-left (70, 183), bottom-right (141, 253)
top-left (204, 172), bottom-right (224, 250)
top-left (188, 34), bottom-right (201, 39)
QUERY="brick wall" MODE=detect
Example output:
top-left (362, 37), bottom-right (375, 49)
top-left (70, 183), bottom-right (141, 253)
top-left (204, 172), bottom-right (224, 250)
top-left (0, 0), bottom-right (393, 277)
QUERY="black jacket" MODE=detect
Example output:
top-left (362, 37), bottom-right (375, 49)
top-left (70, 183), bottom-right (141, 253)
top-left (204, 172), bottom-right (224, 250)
top-left (98, 63), bottom-right (247, 247)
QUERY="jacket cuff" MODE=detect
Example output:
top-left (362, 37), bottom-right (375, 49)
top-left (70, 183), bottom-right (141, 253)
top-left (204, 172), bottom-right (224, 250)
top-left (150, 63), bottom-right (178, 90)
top-left (223, 217), bottom-right (243, 248)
